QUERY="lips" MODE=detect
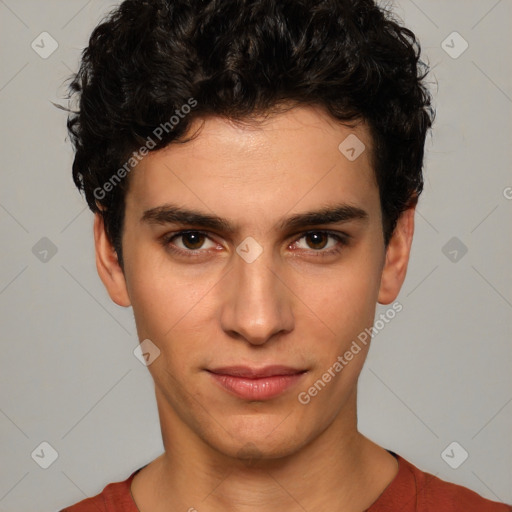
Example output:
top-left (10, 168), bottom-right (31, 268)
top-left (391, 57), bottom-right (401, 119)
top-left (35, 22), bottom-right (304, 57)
top-left (209, 365), bottom-right (305, 378)
top-left (206, 365), bottom-right (307, 400)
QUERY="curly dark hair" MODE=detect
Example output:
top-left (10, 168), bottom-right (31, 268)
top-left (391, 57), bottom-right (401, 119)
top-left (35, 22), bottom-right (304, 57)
top-left (63, 0), bottom-right (434, 269)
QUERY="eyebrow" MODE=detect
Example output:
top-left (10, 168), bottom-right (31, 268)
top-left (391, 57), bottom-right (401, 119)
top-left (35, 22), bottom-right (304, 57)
top-left (141, 202), bottom-right (369, 233)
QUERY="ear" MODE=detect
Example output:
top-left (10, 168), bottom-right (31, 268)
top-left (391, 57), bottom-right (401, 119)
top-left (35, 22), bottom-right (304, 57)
top-left (93, 213), bottom-right (131, 307)
top-left (378, 207), bottom-right (415, 305)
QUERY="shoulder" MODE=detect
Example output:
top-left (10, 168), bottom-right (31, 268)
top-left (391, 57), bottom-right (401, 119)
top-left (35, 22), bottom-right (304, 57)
top-left (397, 454), bottom-right (511, 512)
top-left (60, 492), bottom-right (106, 512)
top-left (370, 452), bottom-right (510, 511)
top-left (59, 467), bottom-right (142, 512)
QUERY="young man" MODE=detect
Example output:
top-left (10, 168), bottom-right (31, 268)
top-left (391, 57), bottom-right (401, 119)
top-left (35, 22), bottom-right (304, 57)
top-left (60, 0), bottom-right (510, 510)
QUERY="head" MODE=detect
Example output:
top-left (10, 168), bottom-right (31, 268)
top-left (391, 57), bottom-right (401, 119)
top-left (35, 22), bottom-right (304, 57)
top-left (64, 0), bottom-right (433, 463)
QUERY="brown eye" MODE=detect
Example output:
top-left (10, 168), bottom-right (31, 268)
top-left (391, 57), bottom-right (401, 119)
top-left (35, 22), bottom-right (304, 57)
top-left (179, 232), bottom-right (206, 250)
top-left (304, 232), bottom-right (329, 250)
top-left (162, 230), bottom-right (220, 257)
top-left (292, 231), bottom-right (348, 255)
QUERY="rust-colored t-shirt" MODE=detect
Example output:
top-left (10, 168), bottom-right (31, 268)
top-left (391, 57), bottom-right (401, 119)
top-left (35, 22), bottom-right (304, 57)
top-left (60, 452), bottom-right (511, 511)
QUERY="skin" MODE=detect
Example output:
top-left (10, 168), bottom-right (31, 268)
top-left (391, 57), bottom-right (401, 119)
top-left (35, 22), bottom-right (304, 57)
top-left (94, 105), bottom-right (415, 511)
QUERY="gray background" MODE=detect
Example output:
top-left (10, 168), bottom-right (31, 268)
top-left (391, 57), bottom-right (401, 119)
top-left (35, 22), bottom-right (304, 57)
top-left (0, 0), bottom-right (511, 510)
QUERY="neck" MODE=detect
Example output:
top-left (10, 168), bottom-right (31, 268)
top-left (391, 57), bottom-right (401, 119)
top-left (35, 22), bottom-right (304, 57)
top-left (131, 388), bottom-right (398, 512)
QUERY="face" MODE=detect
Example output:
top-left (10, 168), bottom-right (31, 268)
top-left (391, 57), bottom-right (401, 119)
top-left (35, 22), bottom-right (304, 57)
top-left (95, 105), bottom-right (413, 462)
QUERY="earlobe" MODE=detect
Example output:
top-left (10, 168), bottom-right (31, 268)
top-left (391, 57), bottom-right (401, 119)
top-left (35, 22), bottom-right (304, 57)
top-left (378, 207), bottom-right (415, 305)
top-left (93, 213), bottom-right (131, 307)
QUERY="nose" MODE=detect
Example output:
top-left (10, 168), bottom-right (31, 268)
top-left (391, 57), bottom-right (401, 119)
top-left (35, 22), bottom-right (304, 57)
top-left (219, 244), bottom-right (294, 346)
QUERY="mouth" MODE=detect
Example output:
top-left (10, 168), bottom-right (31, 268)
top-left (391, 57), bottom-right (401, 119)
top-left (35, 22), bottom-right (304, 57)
top-left (206, 365), bottom-right (308, 401)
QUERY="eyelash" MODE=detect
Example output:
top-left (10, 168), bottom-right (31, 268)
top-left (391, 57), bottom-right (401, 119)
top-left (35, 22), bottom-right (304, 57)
top-left (161, 230), bottom-right (349, 258)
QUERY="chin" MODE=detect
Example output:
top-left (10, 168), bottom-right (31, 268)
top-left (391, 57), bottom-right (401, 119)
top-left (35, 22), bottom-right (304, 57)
top-left (204, 419), bottom-right (311, 464)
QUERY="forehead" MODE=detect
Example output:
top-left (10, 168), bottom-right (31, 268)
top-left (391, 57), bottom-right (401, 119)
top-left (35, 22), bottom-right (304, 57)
top-left (124, 106), bottom-right (380, 228)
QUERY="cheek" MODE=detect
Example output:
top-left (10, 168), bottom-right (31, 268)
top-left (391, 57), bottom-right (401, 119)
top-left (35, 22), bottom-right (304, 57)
top-left (294, 246), bottom-right (383, 335)
top-left (124, 243), bottom-right (212, 337)
top-left (125, 259), bottom-right (223, 388)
